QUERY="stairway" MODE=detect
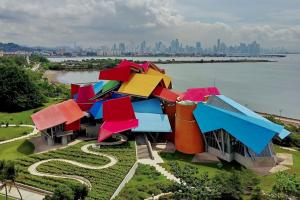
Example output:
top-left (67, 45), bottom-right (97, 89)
top-left (135, 134), bottom-right (153, 160)
top-left (150, 163), bottom-right (180, 183)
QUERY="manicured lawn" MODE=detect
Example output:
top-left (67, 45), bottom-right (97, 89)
top-left (0, 126), bottom-right (33, 141)
top-left (0, 139), bottom-right (35, 160)
top-left (0, 98), bottom-right (60, 125)
top-left (116, 164), bottom-right (172, 200)
top-left (15, 141), bottom-right (136, 200)
top-left (160, 151), bottom-right (244, 177)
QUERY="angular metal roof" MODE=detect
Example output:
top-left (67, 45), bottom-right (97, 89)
top-left (193, 96), bottom-right (290, 154)
top-left (132, 113), bottom-right (171, 132)
top-left (32, 99), bottom-right (85, 131)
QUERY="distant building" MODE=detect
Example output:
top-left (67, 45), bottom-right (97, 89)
top-left (0, 51), bottom-right (3, 57)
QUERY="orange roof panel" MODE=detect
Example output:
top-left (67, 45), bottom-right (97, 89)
top-left (32, 99), bottom-right (84, 131)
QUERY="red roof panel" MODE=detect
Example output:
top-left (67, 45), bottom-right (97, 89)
top-left (99, 66), bottom-right (131, 81)
top-left (71, 84), bottom-right (80, 98)
top-left (98, 119), bottom-right (138, 142)
top-left (152, 86), bottom-right (179, 102)
top-left (103, 96), bottom-right (136, 121)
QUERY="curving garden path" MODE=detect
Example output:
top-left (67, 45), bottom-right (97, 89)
top-left (28, 143), bottom-right (118, 189)
top-left (0, 124), bottom-right (37, 145)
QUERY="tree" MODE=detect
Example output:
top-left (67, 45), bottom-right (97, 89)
top-left (269, 172), bottom-right (300, 200)
top-left (210, 171), bottom-right (243, 200)
top-left (0, 160), bottom-right (23, 200)
top-left (0, 65), bottom-right (45, 111)
top-left (250, 186), bottom-right (264, 200)
top-left (44, 186), bottom-right (73, 200)
top-left (71, 184), bottom-right (88, 200)
top-left (43, 184), bottom-right (89, 200)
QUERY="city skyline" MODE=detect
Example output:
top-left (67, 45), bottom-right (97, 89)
top-left (0, 0), bottom-right (300, 51)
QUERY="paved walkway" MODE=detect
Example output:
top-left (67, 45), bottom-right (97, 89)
top-left (28, 143), bottom-right (117, 189)
top-left (0, 186), bottom-right (45, 200)
top-left (0, 124), bottom-right (37, 145)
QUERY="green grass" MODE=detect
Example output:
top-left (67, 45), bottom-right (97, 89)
top-left (160, 151), bottom-right (244, 178)
top-left (259, 145), bottom-right (300, 192)
top-left (0, 98), bottom-right (60, 125)
top-left (15, 141), bottom-right (136, 200)
top-left (0, 194), bottom-right (15, 200)
top-left (0, 139), bottom-right (35, 160)
top-left (0, 126), bottom-right (33, 141)
top-left (116, 164), bottom-right (172, 200)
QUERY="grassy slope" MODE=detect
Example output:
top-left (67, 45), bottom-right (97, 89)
top-left (0, 139), bottom-right (35, 160)
top-left (0, 98), bottom-right (60, 125)
top-left (15, 141), bottom-right (136, 200)
top-left (0, 126), bottom-right (33, 141)
top-left (116, 164), bottom-right (172, 200)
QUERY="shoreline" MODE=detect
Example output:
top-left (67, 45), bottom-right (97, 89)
top-left (43, 70), bottom-right (300, 123)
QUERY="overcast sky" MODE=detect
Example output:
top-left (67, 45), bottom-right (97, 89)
top-left (0, 0), bottom-right (300, 50)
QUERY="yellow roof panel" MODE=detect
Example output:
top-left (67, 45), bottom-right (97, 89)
top-left (146, 68), bottom-right (172, 88)
top-left (118, 73), bottom-right (162, 97)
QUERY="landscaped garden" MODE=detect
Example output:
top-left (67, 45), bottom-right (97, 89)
top-left (14, 141), bottom-right (136, 200)
top-left (0, 126), bottom-right (33, 141)
top-left (116, 164), bottom-right (172, 200)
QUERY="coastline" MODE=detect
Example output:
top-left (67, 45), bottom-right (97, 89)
top-left (43, 70), bottom-right (300, 123)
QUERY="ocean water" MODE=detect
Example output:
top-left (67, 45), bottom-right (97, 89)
top-left (49, 54), bottom-right (300, 119)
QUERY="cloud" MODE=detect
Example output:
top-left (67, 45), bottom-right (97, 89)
top-left (0, 0), bottom-right (299, 50)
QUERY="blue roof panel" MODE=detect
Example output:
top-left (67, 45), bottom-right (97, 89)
top-left (132, 98), bottom-right (163, 114)
top-left (93, 81), bottom-right (106, 94)
top-left (132, 113), bottom-right (171, 132)
top-left (193, 102), bottom-right (289, 154)
top-left (89, 100), bottom-right (104, 119)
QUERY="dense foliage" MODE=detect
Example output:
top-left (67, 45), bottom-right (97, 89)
top-left (269, 172), bottom-right (300, 200)
top-left (267, 115), bottom-right (300, 148)
top-left (44, 185), bottom-right (88, 200)
top-left (43, 59), bottom-right (120, 70)
top-left (0, 56), bottom-right (69, 112)
top-left (15, 141), bottom-right (136, 200)
top-left (165, 161), bottom-right (261, 200)
top-left (0, 65), bottom-right (45, 111)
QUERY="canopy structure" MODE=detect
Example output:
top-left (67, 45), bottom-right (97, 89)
top-left (152, 86), bottom-right (179, 102)
top-left (193, 95), bottom-right (290, 154)
top-left (132, 98), bottom-right (163, 114)
top-left (71, 84), bottom-right (80, 98)
top-left (99, 66), bottom-right (131, 81)
top-left (180, 87), bottom-right (221, 102)
top-left (76, 85), bottom-right (96, 111)
top-left (98, 97), bottom-right (138, 142)
top-left (132, 113), bottom-right (172, 132)
top-left (32, 99), bottom-right (85, 131)
top-left (118, 73), bottom-right (162, 97)
top-left (146, 68), bottom-right (172, 88)
top-left (93, 81), bottom-right (106, 94)
top-left (89, 100), bottom-right (104, 120)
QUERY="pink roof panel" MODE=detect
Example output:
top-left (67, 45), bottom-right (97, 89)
top-left (181, 87), bottom-right (221, 102)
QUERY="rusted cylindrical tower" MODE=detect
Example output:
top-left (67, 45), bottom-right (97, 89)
top-left (175, 101), bottom-right (205, 154)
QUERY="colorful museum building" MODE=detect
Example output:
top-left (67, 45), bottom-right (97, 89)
top-left (31, 60), bottom-right (290, 169)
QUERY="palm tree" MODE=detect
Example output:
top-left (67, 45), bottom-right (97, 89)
top-left (0, 160), bottom-right (8, 200)
top-left (0, 160), bottom-right (23, 200)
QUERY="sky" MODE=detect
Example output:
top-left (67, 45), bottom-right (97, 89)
top-left (0, 0), bottom-right (300, 50)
